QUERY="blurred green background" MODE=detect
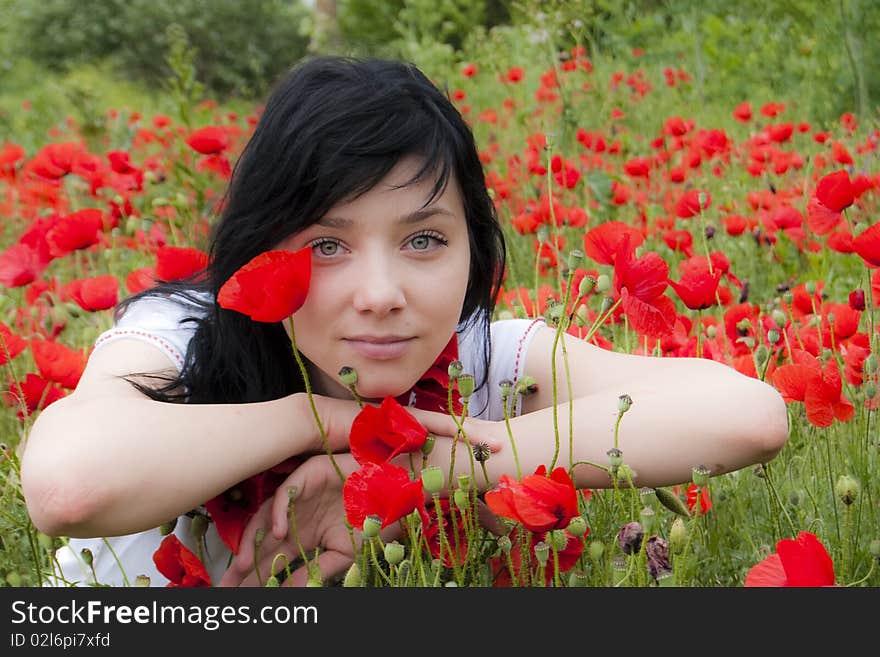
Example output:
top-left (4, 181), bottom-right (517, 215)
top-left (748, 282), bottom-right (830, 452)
top-left (1, 0), bottom-right (878, 143)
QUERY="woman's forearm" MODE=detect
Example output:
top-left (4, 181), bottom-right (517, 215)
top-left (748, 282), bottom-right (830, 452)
top-left (21, 392), bottom-right (322, 538)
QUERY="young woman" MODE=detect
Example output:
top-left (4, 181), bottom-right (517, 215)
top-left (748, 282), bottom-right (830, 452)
top-left (21, 56), bottom-right (789, 587)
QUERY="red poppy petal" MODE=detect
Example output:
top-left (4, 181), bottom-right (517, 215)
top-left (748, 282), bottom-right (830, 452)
top-left (777, 532), bottom-right (835, 586)
top-left (744, 553), bottom-right (787, 586)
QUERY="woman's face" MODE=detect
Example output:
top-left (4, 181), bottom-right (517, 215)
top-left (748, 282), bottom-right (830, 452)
top-left (278, 156), bottom-right (471, 401)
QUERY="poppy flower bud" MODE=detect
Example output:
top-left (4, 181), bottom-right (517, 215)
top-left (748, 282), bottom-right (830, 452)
top-left (191, 513), bottom-right (209, 541)
top-left (362, 515), bottom-right (382, 538)
top-left (421, 433), bottom-right (436, 457)
top-left (497, 535), bottom-right (512, 554)
top-left (338, 366), bottom-right (358, 387)
top-left (706, 325), bottom-right (717, 339)
top-left (596, 274), bottom-right (611, 293)
top-left (588, 540), bottom-right (605, 562)
top-left (567, 249), bottom-right (584, 269)
top-left (866, 382), bottom-right (877, 399)
top-left (639, 506), bottom-right (656, 534)
top-left (805, 280), bottom-right (817, 294)
top-left (617, 393), bottom-right (633, 413)
top-left (306, 575), bottom-right (322, 587)
top-left (617, 521), bottom-right (644, 555)
top-left (80, 548), bottom-right (93, 567)
top-left (453, 488), bottom-right (468, 510)
top-left (755, 344), bottom-right (769, 366)
top-left (134, 575), bottom-right (151, 587)
top-left (864, 354), bottom-right (878, 375)
top-left (669, 517), bottom-right (688, 553)
top-left (457, 373), bottom-right (475, 399)
top-left (447, 359), bottom-right (463, 380)
top-left (384, 541), bottom-right (405, 566)
top-left (654, 487), bottom-right (691, 517)
top-left (600, 296), bottom-right (614, 314)
top-left (533, 541), bottom-right (550, 566)
top-left (574, 303), bottom-right (589, 327)
top-left (645, 535), bottom-right (672, 581)
top-left (835, 474), bottom-right (859, 505)
top-left (579, 275), bottom-right (597, 297)
top-left (606, 447), bottom-right (624, 468)
top-left (265, 575), bottom-right (280, 587)
top-left (849, 289), bottom-right (866, 311)
top-left (342, 561), bottom-right (362, 587)
top-left (783, 291), bottom-right (794, 305)
top-left (566, 515), bottom-right (588, 537)
top-left (457, 473), bottom-right (472, 491)
top-left (536, 224), bottom-right (550, 243)
top-left (159, 518), bottom-right (178, 536)
top-left (692, 464), bottom-right (711, 487)
top-left (473, 442), bottom-right (491, 463)
top-left (421, 466), bottom-right (445, 494)
top-left (545, 301), bottom-right (564, 326)
top-left (767, 328), bottom-right (780, 344)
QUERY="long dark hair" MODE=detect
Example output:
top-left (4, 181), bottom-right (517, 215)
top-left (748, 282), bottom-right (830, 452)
top-left (121, 56), bottom-right (506, 407)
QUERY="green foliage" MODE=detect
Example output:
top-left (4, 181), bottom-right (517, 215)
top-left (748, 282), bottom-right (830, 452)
top-left (5, 0), bottom-right (310, 99)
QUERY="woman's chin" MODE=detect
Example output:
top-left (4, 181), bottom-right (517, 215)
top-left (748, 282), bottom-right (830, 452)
top-left (354, 380), bottom-right (416, 403)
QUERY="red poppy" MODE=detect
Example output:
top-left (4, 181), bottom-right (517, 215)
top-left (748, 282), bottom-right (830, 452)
top-left (185, 126), bottom-right (229, 155)
top-left (126, 266), bottom-right (157, 294)
top-left (29, 339), bottom-right (88, 389)
top-left (613, 236), bottom-right (676, 338)
top-left (484, 464), bottom-right (578, 533)
top-left (205, 457), bottom-right (301, 554)
top-left (342, 461), bottom-right (426, 531)
top-left (152, 535), bottom-right (211, 587)
top-left (424, 498), bottom-right (468, 567)
top-left (349, 396), bottom-right (428, 465)
top-left (396, 334), bottom-right (463, 415)
top-left (674, 189), bottom-right (711, 218)
top-left (0, 244), bottom-right (46, 288)
top-left (5, 372), bottom-right (66, 419)
top-left (45, 209), bottom-right (104, 257)
top-left (744, 532), bottom-right (835, 587)
top-left (686, 484), bottom-right (712, 514)
top-left (806, 170), bottom-right (854, 235)
top-left (217, 248), bottom-right (311, 323)
top-left (28, 142), bottom-right (81, 179)
top-left (848, 289), bottom-right (866, 312)
top-left (668, 257), bottom-right (722, 310)
top-left (62, 275), bottom-right (119, 312)
top-left (852, 223), bottom-right (880, 267)
top-left (491, 529), bottom-right (585, 586)
top-left (771, 349), bottom-right (854, 428)
top-left (732, 102), bottom-right (752, 122)
top-left (582, 221), bottom-right (644, 266)
top-left (0, 322), bottom-right (27, 365)
top-left (155, 245), bottom-right (209, 282)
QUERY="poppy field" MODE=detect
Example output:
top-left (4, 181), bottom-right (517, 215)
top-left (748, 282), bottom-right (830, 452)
top-left (1, 36), bottom-right (879, 588)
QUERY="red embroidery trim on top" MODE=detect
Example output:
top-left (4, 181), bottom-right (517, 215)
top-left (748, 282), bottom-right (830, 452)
top-left (94, 328), bottom-right (185, 369)
top-left (513, 318), bottom-right (544, 382)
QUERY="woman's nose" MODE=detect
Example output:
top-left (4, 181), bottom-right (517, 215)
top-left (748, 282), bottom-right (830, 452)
top-left (351, 255), bottom-right (407, 316)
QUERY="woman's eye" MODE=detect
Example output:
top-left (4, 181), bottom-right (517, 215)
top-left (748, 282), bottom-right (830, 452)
top-left (410, 235), bottom-right (431, 250)
top-left (313, 240), bottom-right (340, 257)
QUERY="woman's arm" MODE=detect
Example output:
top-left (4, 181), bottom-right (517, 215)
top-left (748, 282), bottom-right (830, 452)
top-left (20, 339), bottom-right (360, 539)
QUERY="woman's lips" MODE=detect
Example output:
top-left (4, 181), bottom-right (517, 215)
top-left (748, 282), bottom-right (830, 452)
top-left (343, 337), bottom-right (415, 360)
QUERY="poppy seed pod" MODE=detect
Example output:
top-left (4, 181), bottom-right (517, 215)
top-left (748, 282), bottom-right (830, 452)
top-left (338, 366), bottom-right (358, 387)
top-left (362, 514), bottom-right (382, 539)
top-left (692, 464), bottom-right (711, 487)
top-left (639, 506), bottom-right (656, 534)
top-left (567, 515), bottom-right (588, 537)
top-left (473, 442), bottom-right (491, 463)
top-left (606, 447), bottom-right (624, 468)
top-left (447, 359), bottom-right (463, 380)
top-left (548, 529), bottom-right (569, 551)
top-left (617, 521), bottom-right (644, 555)
top-left (457, 373), bottom-right (475, 399)
top-left (567, 249), bottom-right (584, 270)
top-left (864, 354), bottom-right (878, 375)
top-left (767, 328), bottom-right (780, 344)
top-left (421, 466), bottom-right (444, 494)
top-left (515, 375), bottom-right (538, 397)
top-left (499, 379), bottom-right (514, 400)
top-left (617, 394), bottom-right (633, 413)
top-left (265, 575), bottom-right (280, 587)
top-left (384, 541), bottom-right (405, 566)
top-left (596, 274), bottom-right (611, 293)
top-left (600, 296), bottom-right (614, 314)
top-left (453, 488), bottom-right (468, 510)
top-left (497, 535), bottom-right (512, 554)
top-left (772, 309), bottom-right (787, 328)
top-left (706, 325), bottom-right (717, 339)
top-left (534, 541), bottom-right (550, 566)
top-left (579, 275), bottom-right (597, 297)
top-left (421, 433), bottom-right (436, 457)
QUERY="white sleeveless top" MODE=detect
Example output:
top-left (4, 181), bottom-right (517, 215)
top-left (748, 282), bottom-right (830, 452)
top-left (49, 292), bottom-right (546, 587)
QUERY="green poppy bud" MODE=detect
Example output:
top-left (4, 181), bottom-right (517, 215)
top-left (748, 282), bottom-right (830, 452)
top-left (453, 488), bottom-right (468, 510)
top-left (579, 275), bottom-right (597, 297)
top-left (567, 249), bottom-right (584, 270)
top-left (497, 535), bottom-right (512, 554)
top-left (804, 280), bottom-right (817, 294)
top-left (835, 474), bottom-right (860, 506)
top-left (384, 541), bottom-right (405, 566)
top-left (515, 375), bottom-right (538, 397)
top-left (567, 570), bottom-right (589, 587)
top-left (654, 487), bottom-right (691, 517)
top-left (536, 224), bottom-right (550, 243)
top-left (342, 561), bottom-right (362, 587)
top-left (600, 296), bottom-right (614, 314)
top-left (639, 506), bottom-right (656, 534)
top-left (771, 309), bottom-right (787, 328)
top-left (588, 540), bottom-right (605, 562)
top-left (755, 344), bottom-right (769, 365)
top-left (606, 447), bottom-right (624, 468)
top-left (864, 354), bottom-right (878, 375)
top-left (548, 529), bottom-right (568, 551)
top-left (457, 474), bottom-right (472, 492)
top-left (421, 466), bottom-right (444, 494)
top-left (669, 517), bottom-right (688, 553)
top-left (265, 575), bottom-right (280, 587)
top-left (617, 394), bottom-right (633, 413)
top-left (499, 379), bottom-right (514, 400)
top-left (596, 274), bottom-right (611, 293)
top-left (706, 325), bottom-right (717, 339)
top-left (865, 382), bottom-right (877, 399)
top-left (422, 433), bottom-right (436, 457)
top-left (80, 548), bottom-right (93, 567)
top-left (767, 328), bottom-right (780, 344)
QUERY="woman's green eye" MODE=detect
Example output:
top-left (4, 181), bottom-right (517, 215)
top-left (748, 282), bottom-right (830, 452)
top-left (411, 235), bottom-right (430, 250)
top-left (316, 241), bottom-right (338, 256)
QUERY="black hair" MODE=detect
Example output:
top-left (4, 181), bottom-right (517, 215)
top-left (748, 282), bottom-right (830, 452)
top-left (121, 56), bottom-right (506, 409)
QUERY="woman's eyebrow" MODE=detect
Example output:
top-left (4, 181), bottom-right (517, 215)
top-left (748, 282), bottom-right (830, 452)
top-left (317, 206), bottom-right (455, 228)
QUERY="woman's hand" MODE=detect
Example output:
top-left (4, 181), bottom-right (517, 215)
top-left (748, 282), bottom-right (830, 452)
top-left (218, 452), bottom-right (360, 587)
